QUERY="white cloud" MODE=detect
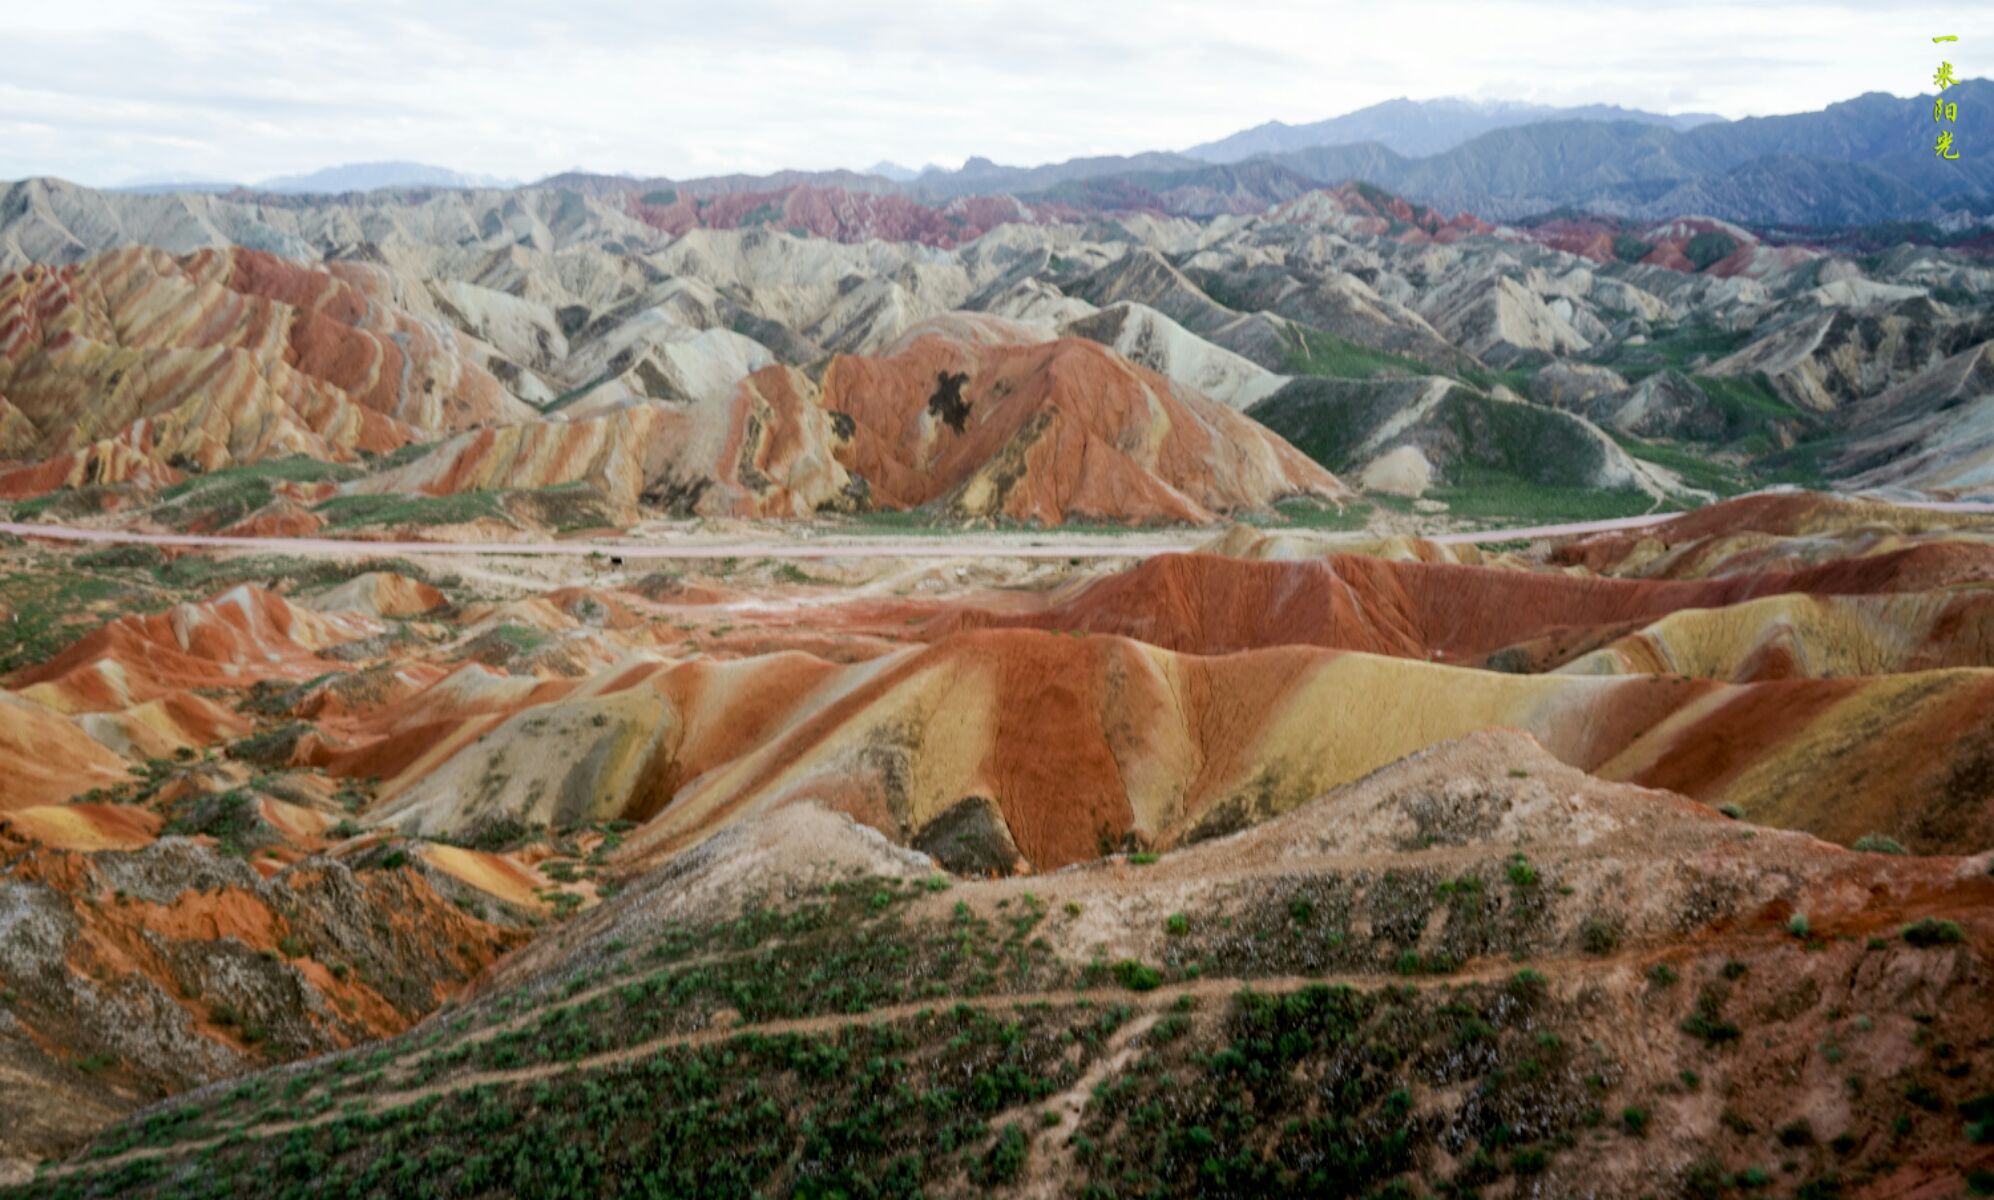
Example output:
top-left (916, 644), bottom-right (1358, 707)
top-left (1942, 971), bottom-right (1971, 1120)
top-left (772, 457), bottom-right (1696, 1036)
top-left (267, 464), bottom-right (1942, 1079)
top-left (1, 0), bottom-right (1986, 186)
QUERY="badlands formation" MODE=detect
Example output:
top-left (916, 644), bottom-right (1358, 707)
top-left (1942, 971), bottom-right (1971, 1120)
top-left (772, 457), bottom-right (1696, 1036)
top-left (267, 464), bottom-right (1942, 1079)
top-left (0, 177), bottom-right (1988, 1198)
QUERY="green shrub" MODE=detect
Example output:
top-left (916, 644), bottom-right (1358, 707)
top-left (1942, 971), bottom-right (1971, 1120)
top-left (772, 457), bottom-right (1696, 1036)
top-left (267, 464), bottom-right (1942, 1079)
top-left (1902, 918), bottom-right (1965, 947)
top-left (1853, 833), bottom-right (1908, 855)
top-left (1787, 914), bottom-right (1810, 938)
top-left (1612, 234), bottom-right (1655, 263)
top-left (161, 791), bottom-right (273, 858)
top-left (1621, 1106), bottom-right (1650, 1136)
top-left (1110, 960), bottom-right (1162, 991)
top-left (1682, 989), bottom-right (1741, 1045)
top-left (1507, 855), bottom-right (1539, 887)
top-left (1164, 913), bottom-right (1189, 937)
top-left (461, 815), bottom-right (537, 852)
top-left (1684, 231), bottom-right (1739, 271)
top-left (976, 1123), bottom-right (1028, 1185)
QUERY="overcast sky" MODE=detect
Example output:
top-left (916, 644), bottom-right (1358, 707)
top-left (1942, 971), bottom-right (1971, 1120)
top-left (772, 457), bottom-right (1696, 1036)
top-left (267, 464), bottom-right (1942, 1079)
top-left (3, 0), bottom-right (1987, 186)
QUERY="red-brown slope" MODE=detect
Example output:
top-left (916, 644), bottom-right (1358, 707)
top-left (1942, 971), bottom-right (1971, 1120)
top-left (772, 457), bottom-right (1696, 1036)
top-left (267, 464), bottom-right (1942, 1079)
top-left (933, 550), bottom-right (1994, 663)
top-left (816, 335), bottom-right (1346, 524)
top-left (0, 834), bottom-right (526, 1164)
top-left (0, 246), bottom-right (522, 498)
top-left (1555, 493), bottom-right (1994, 582)
top-left (9, 586), bottom-right (378, 712)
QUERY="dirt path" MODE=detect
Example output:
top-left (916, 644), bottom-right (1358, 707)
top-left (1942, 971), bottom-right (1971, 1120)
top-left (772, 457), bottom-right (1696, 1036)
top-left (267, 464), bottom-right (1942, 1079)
top-left (0, 516), bottom-right (1686, 559)
top-left (1019, 1012), bottom-right (1160, 1198)
top-left (39, 957), bottom-right (1628, 1180)
top-left (0, 522), bottom-right (1199, 561)
top-left (8, 499), bottom-right (1993, 562)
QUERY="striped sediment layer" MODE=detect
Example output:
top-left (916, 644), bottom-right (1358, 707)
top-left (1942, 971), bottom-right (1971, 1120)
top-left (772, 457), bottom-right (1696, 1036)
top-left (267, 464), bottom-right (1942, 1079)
top-left (0, 246), bottom-right (528, 497)
top-left (317, 628), bottom-right (1994, 869)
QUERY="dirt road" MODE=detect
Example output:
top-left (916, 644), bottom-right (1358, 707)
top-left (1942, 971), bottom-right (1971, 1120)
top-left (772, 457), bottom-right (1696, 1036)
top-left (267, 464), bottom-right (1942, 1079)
top-left (0, 516), bottom-right (1676, 560)
top-left (7, 499), bottom-right (1991, 560)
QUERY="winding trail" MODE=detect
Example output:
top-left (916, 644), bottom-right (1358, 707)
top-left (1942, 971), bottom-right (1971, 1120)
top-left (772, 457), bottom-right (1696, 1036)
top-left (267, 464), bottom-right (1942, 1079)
top-left (41, 954), bottom-right (1643, 1181)
top-left (0, 515), bottom-right (1685, 562)
top-left (8, 499), bottom-right (1994, 562)
top-left (0, 521), bottom-right (1202, 561)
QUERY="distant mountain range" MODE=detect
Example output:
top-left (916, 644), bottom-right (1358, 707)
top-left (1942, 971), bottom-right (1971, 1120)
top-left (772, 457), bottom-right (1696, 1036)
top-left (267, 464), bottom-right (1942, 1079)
top-left (862, 161), bottom-right (921, 182)
top-left (113, 161), bottom-right (519, 195)
top-left (1182, 97), bottom-right (1727, 161)
top-left (82, 86), bottom-right (1994, 229)
top-left (881, 84), bottom-right (1994, 226)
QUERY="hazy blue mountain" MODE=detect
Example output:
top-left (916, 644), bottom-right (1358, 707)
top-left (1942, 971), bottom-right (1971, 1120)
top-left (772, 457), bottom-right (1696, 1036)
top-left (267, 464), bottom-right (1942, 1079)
top-left (538, 167), bottom-right (901, 197)
top-left (906, 152), bottom-right (1209, 199)
top-left (863, 161), bottom-right (919, 182)
top-left (115, 84), bottom-right (1993, 228)
top-left (1184, 97), bottom-right (1726, 162)
top-left (255, 161), bottom-right (519, 193)
top-left (1230, 84), bottom-right (1994, 224)
top-left (896, 86), bottom-right (1983, 226)
top-left (111, 177), bottom-right (241, 195)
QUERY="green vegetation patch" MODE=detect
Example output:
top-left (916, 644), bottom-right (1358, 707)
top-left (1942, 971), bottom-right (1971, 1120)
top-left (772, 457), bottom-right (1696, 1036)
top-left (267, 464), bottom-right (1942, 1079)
top-left (1609, 434), bottom-right (1752, 497)
top-left (0, 568), bottom-right (146, 674)
top-left (49, 1004), bottom-right (1124, 1200)
top-left (315, 492), bottom-right (507, 530)
top-left (1421, 468), bottom-right (1659, 525)
top-left (158, 457), bottom-right (359, 504)
top-left (160, 790), bottom-right (276, 858)
top-left (1234, 497), bottom-right (1375, 532)
top-left (154, 458), bottom-right (362, 531)
top-left (1281, 325), bottom-right (1434, 381)
top-left (1611, 234), bottom-right (1654, 263)
top-left (1684, 232), bottom-right (1739, 272)
top-left (1074, 979), bottom-right (1592, 1197)
top-left (1591, 321), bottom-right (1754, 380)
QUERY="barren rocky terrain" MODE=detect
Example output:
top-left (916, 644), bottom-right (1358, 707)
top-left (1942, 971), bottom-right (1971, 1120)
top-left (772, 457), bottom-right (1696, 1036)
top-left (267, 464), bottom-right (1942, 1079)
top-left (0, 490), bottom-right (1989, 1196)
top-left (0, 161), bottom-right (1991, 1198)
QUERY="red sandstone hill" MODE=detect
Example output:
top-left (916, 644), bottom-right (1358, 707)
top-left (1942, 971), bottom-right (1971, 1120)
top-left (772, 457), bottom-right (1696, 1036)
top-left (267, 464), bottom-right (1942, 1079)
top-left (803, 331), bottom-right (1347, 524)
top-left (0, 246), bottom-right (527, 498)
